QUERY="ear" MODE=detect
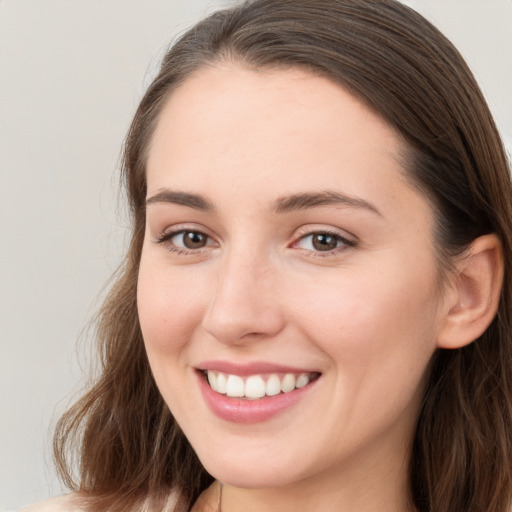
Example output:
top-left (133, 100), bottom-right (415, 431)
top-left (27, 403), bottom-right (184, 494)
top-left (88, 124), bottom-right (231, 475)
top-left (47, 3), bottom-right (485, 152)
top-left (437, 234), bottom-right (504, 349)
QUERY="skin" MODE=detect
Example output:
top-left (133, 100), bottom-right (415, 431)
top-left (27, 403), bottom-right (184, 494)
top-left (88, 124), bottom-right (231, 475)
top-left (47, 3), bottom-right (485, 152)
top-left (137, 64), bottom-right (455, 512)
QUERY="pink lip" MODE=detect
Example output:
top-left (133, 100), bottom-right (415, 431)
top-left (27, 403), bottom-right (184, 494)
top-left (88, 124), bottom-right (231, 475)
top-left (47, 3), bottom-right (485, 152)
top-left (196, 367), bottom-right (320, 424)
top-left (197, 360), bottom-right (317, 376)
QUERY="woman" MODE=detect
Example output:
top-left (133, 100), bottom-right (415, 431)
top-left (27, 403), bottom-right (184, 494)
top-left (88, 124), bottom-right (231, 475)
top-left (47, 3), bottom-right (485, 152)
top-left (23, 0), bottom-right (512, 511)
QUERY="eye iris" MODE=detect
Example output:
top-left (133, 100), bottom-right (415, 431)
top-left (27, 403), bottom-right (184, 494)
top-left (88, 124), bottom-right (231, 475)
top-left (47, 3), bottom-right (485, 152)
top-left (183, 231), bottom-right (206, 249)
top-left (312, 233), bottom-right (338, 251)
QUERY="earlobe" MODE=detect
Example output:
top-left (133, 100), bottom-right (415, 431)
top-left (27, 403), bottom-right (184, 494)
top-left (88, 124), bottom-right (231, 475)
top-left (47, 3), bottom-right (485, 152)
top-left (437, 234), bottom-right (504, 349)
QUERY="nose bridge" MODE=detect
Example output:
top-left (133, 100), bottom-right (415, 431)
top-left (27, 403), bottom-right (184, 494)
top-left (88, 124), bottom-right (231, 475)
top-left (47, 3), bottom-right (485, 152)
top-left (202, 243), bottom-right (284, 344)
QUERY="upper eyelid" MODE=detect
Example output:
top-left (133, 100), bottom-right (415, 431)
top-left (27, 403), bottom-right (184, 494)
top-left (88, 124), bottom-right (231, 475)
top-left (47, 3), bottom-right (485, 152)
top-left (292, 231), bottom-right (354, 249)
top-left (155, 228), bottom-right (215, 244)
top-left (152, 224), bottom-right (356, 250)
top-left (293, 225), bottom-right (357, 242)
top-left (153, 223), bottom-right (215, 239)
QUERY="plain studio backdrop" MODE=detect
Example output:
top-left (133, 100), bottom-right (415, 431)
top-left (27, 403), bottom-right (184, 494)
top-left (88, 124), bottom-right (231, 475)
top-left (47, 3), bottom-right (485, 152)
top-left (0, 0), bottom-right (511, 509)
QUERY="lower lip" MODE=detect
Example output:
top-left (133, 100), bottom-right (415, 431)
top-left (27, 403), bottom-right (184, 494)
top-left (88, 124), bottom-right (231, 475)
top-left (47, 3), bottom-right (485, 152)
top-left (197, 371), bottom-right (318, 423)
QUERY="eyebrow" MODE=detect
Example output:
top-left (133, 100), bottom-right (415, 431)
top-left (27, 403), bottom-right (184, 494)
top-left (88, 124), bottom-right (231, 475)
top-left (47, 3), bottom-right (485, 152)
top-left (145, 188), bottom-right (381, 217)
top-left (146, 189), bottom-right (213, 211)
top-left (274, 191), bottom-right (382, 216)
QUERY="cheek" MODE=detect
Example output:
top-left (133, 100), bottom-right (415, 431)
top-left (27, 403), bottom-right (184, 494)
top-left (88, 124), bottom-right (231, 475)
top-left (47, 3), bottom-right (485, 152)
top-left (293, 272), bottom-right (439, 446)
top-left (137, 258), bottom-right (207, 357)
top-left (288, 261), bottom-right (440, 393)
top-left (136, 258), bottom-right (210, 420)
top-left (294, 265), bottom-right (437, 336)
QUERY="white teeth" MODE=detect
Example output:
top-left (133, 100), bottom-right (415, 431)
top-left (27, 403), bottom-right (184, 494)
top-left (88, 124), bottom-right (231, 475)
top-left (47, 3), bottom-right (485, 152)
top-left (226, 375), bottom-right (244, 397)
top-left (206, 370), bottom-right (314, 398)
top-left (216, 372), bottom-right (227, 394)
top-left (296, 373), bottom-right (310, 388)
top-left (280, 373), bottom-right (296, 393)
top-left (265, 374), bottom-right (281, 396)
top-left (245, 375), bottom-right (266, 399)
top-left (207, 371), bottom-right (217, 389)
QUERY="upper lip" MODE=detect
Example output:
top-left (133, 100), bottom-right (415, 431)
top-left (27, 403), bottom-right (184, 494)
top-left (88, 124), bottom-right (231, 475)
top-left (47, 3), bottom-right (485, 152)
top-left (197, 360), bottom-right (320, 376)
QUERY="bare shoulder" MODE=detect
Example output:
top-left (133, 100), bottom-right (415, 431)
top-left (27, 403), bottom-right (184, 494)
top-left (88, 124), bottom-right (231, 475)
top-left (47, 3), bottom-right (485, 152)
top-left (19, 493), bottom-right (85, 512)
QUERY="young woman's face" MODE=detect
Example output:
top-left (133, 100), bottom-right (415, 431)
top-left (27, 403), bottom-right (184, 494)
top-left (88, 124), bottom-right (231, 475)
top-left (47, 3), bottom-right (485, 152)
top-left (138, 65), bottom-right (447, 493)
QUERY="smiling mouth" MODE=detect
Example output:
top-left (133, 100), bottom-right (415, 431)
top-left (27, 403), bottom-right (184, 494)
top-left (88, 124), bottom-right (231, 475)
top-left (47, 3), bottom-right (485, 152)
top-left (202, 370), bottom-right (321, 400)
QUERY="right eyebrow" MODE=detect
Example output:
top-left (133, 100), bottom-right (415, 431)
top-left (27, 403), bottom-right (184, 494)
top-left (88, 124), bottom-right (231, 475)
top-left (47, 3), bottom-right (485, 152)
top-left (145, 189), bottom-right (214, 211)
top-left (274, 190), bottom-right (382, 217)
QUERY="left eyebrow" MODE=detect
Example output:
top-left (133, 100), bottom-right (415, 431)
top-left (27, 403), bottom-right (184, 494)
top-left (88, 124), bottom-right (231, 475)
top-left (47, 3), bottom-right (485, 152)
top-left (145, 189), bottom-right (214, 211)
top-left (274, 190), bottom-right (382, 217)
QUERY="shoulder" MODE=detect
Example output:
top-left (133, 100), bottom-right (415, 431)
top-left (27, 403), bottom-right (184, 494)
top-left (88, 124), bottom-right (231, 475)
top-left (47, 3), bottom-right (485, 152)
top-left (19, 493), bottom-right (85, 512)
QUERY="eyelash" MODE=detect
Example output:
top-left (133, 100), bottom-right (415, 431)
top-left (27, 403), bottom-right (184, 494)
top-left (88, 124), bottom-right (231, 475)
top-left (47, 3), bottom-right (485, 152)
top-left (154, 229), bottom-right (215, 255)
top-left (293, 230), bottom-right (356, 257)
top-left (154, 228), bottom-right (355, 257)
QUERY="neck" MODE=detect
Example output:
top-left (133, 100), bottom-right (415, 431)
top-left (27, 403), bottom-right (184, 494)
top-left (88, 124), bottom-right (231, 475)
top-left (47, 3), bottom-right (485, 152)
top-left (218, 454), bottom-right (414, 512)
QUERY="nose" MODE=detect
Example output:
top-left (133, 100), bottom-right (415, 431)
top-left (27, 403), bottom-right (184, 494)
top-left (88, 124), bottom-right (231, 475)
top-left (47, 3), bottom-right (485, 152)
top-left (201, 249), bottom-right (285, 345)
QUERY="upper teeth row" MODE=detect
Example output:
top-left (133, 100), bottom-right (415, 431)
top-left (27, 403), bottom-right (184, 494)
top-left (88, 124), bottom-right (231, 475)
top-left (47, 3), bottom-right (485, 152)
top-left (207, 371), bottom-right (311, 399)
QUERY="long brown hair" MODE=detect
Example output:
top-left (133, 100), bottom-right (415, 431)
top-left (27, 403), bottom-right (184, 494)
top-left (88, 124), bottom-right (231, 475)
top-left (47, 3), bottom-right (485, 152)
top-left (54, 1), bottom-right (512, 511)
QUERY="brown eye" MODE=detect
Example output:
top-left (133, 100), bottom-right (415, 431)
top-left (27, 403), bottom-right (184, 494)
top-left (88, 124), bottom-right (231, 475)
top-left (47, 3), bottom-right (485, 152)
top-left (294, 231), bottom-right (353, 254)
top-left (181, 231), bottom-right (208, 249)
top-left (156, 230), bottom-right (213, 252)
top-left (311, 233), bottom-right (339, 251)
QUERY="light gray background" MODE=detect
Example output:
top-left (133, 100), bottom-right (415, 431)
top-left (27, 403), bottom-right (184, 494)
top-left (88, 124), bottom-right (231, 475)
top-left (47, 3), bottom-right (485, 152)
top-left (1, 1), bottom-right (511, 509)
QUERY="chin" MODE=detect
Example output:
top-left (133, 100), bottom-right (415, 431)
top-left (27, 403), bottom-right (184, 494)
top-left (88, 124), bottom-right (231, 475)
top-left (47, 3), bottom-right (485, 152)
top-left (197, 447), bottom-right (304, 489)
top-left (205, 465), bottom-right (296, 489)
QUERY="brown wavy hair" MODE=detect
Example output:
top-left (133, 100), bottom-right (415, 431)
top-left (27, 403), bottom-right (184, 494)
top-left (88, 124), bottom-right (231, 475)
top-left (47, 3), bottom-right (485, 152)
top-left (54, 1), bottom-right (512, 511)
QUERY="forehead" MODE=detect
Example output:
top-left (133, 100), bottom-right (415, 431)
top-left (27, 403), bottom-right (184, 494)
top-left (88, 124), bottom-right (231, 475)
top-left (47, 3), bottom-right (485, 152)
top-left (146, 64), bottom-right (429, 227)
top-left (148, 64), bottom-right (401, 173)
